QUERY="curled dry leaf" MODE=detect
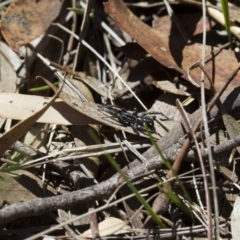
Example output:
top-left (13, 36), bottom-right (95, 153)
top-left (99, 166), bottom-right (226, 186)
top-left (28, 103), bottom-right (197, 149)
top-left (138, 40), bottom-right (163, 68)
top-left (0, 0), bottom-right (63, 53)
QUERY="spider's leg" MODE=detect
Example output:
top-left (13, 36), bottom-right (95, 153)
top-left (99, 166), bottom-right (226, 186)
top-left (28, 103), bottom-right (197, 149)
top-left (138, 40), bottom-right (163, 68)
top-left (98, 105), bottom-right (125, 126)
top-left (121, 107), bottom-right (128, 113)
top-left (99, 104), bottom-right (124, 114)
top-left (117, 114), bottom-right (130, 126)
top-left (154, 118), bottom-right (170, 132)
top-left (132, 107), bottom-right (138, 116)
top-left (130, 122), bottom-right (141, 136)
top-left (147, 111), bottom-right (170, 119)
top-left (140, 112), bottom-right (170, 132)
top-left (99, 104), bottom-right (115, 111)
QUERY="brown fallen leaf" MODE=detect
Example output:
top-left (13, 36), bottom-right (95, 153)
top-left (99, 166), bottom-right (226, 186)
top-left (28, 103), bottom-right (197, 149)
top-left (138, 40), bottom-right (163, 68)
top-left (171, 13), bottom-right (215, 37)
top-left (0, 0), bottom-right (63, 53)
top-left (0, 170), bottom-right (57, 206)
top-left (104, 0), bottom-right (240, 91)
top-left (0, 93), bottom-right (97, 125)
top-left (153, 15), bottom-right (240, 90)
top-left (104, 0), bottom-right (183, 73)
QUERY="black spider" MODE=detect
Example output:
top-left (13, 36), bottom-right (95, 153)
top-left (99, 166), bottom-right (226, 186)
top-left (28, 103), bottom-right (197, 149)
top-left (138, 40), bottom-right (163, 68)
top-left (101, 105), bottom-right (159, 135)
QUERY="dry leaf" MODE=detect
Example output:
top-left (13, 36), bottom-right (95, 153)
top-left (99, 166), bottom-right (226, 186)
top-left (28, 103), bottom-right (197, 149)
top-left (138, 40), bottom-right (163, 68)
top-left (0, 0), bottom-right (63, 53)
top-left (104, 0), bottom-right (240, 91)
top-left (231, 196), bottom-right (240, 240)
top-left (104, 0), bottom-right (183, 72)
top-left (153, 15), bottom-right (240, 90)
top-left (0, 42), bottom-right (18, 128)
top-left (0, 43), bottom-right (17, 93)
top-left (81, 217), bottom-right (131, 237)
top-left (0, 93), bottom-right (98, 125)
top-left (0, 170), bottom-right (57, 206)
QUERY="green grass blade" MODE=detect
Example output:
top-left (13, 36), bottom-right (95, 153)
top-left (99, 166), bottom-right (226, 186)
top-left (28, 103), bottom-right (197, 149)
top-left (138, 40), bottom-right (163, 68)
top-left (220, 0), bottom-right (231, 42)
top-left (67, 7), bottom-right (84, 15)
top-left (29, 82), bottom-right (59, 92)
top-left (144, 124), bottom-right (193, 218)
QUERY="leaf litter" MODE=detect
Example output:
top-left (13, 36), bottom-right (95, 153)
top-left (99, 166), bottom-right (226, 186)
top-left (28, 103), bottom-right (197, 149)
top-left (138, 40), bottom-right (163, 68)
top-left (0, 0), bottom-right (63, 54)
top-left (0, 0), bottom-right (240, 239)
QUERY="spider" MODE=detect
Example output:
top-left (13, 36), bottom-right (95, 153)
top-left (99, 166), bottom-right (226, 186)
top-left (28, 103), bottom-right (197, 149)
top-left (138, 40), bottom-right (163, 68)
top-left (100, 105), bottom-right (160, 136)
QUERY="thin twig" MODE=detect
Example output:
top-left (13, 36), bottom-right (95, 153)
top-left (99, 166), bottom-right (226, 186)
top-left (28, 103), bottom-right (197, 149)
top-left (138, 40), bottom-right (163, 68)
top-left (176, 99), bottom-right (208, 220)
